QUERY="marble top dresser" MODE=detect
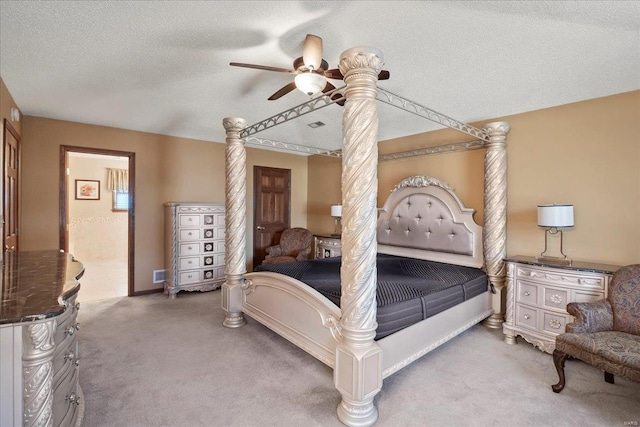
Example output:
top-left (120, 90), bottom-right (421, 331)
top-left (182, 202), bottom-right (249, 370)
top-left (0, 250), bottom-right (85, 427)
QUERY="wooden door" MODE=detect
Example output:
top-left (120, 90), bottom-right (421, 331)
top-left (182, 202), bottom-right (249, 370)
top-left (253, 166), bottom-right (291, 268)
top-left (3, 120), bottom-right (20, 252)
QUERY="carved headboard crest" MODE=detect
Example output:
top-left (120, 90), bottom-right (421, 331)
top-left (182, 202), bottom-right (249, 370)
top-left (393, 175), bottom-right (454, 192)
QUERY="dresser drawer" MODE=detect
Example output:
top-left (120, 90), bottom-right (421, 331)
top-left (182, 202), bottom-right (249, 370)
top-left (179, 243), bottom-right (200, 256)
top-left (180, 214), bottom-right (200, 226)
top-left (53, 367), bottom-right (80, 427)
top-left (180, 257), bottom-right (200, 269)
top-left (179, 229), bottom-right (200, 241)
top-left (179, 270), bottom-right (201, 284)
top-left (515, 304), bottom-right (538, 330)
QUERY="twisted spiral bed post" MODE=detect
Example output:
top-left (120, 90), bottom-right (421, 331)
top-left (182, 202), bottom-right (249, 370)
top-left (481, 121), bottom-right (510, 328)
top-left (222, 117), bottom-right (248, 328)
top-left (334, 46), bottom-right (384, 427)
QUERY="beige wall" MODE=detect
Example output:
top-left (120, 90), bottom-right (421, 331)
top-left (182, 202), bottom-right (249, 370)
top-left (20, 116), bottom-right (308, 292)
top-left (308, 91), bottom-right (640, 266)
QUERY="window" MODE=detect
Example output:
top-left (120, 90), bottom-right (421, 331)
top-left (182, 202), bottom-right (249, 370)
top-left (112, 190), bottom-right (129, 212)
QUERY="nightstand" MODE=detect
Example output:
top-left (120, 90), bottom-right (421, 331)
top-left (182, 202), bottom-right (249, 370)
top-left (502, 255), bottom-right (621, 354)
top-left (314, 234), bottom-right (342, 259)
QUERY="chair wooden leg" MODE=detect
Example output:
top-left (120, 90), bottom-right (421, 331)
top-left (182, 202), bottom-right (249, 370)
top-left (552, 349), bottom-right (569, 393)
top-left (604, 371), bottom-right (614, 384)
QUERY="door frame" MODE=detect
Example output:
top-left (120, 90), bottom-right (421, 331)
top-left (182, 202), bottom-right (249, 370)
top-left (3, 119), bottom-right (21, 252)
top-left (59, 145), bottom-right (136, 297)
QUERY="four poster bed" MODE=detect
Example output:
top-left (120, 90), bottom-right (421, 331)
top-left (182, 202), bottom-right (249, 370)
top-left (221, 46), bottom-right (510, 427)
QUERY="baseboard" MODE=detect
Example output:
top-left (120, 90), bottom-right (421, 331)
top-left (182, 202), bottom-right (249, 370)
top-left (133, 288), bottom-right (164, 296)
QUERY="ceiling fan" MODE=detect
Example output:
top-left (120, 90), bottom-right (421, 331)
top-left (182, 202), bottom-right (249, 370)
top-left (230, 34), bottom-right (389, 103)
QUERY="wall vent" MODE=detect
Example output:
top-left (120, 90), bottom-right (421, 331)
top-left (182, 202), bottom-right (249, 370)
top-left (153, 269), bottom-right (166, 283)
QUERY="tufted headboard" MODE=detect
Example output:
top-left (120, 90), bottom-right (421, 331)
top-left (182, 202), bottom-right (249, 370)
top-left (377, 176), bottom-right (483, 268)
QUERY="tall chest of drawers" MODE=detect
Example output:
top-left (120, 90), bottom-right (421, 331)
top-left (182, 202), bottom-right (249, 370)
top-left (502, 256), bottom-right (620, 354)
top-left (164, 203), bottom-right (226, 298)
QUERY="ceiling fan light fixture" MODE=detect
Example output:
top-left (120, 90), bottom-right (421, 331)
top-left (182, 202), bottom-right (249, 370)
top-left (294, 72), bottom-right (326, 97)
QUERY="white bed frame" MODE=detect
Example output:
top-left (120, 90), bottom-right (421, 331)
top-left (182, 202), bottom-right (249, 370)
top-left (221, 46), bottom-right (510, 427)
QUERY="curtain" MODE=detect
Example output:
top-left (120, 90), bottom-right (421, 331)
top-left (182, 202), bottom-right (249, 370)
top-left (106, 168), bottom-right (128, 191)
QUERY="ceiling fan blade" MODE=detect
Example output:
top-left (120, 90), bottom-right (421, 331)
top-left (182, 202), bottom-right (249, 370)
top-left (324, 68), bottom-right (343, 80)
top-left (322, 81), bottom-right (336, 94)
top-left (230, 62), bottom-right (295, 74)
top-left (331, 91), bottom-right (345, 107)
top-left (378, 70), bottom-right (390, 80)
top-left (268, 81), bottom-right (297, 100)
top-left (302, 34), bottom-right (323, 70)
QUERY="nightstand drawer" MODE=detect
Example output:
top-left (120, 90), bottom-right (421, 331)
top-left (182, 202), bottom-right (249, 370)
top-left (515, 305), bottom-right (538, 330)
top-left (516, 266), bottom-right (606, 291)
top-left (517, 281), bottom-right (538, 305)
top-left (542, 311), bottom-right (569, 335)
top-left (179, 229), bottom-right (200, 241)
top-left (542, 286), bottom-right (569, 312)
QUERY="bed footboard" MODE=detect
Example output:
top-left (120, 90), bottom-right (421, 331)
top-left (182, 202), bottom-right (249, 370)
top-left (379, 292), bottom-right (493, 378)
top-left (242, 272), bottom-right (342, 367)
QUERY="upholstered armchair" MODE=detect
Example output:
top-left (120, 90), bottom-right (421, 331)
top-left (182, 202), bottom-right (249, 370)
top-left (261, 228), bottom-right (312, 265)
top-left (552, 264), bottom-right (640, 393)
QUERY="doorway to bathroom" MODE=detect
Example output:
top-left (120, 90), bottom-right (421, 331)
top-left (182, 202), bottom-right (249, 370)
top-left (60, 146), bottom-right (135, 302)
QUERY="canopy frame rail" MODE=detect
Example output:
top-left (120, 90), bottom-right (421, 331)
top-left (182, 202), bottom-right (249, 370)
top-left (379, 139), bottom-right (485, 162)
top-left (376, 88), bottom-right (489, 142)
top-left (245, 136), bottom-right (343, 158)
top-left (239, 86), bottom-right (346, 139)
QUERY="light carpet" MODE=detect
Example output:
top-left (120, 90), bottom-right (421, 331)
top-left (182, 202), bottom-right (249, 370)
top-left (78, 291), bottom-right (640, 427)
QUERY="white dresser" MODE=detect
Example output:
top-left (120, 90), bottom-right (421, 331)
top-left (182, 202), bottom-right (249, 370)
top-left (0, 251), bottom-right (84, 427)
top-left (313, 234), bottom-right (342, 259)
top-left (502, 255), bottom-right (620, 354)
top-left (164, 203), bottom-right (225, 298)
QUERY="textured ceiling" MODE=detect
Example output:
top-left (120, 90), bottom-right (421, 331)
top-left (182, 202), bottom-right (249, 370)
top-left (1, 1), bottom-right (638, 152)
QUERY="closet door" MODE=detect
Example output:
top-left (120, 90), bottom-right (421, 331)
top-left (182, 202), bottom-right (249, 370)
top-left (3, 120), bottom-right (20, 252)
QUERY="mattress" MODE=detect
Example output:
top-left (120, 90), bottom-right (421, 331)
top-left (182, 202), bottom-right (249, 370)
top-left (254, 254), bottom-right (488, 339)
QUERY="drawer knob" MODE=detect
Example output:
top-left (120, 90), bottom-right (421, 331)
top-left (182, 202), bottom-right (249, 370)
top-left (188, 246), bottom-right (193, 250)
top-left (188, 218), bottom-right (193, 221)
top-left (524, 291), bottom-right (531, 297)
top-left (75, 322), bottom-right (80, 331)
top-left (75, 302), bottom-right (81, 311)
top-left (66, 392), bottom-right (80, 405)
top-left (523, 314), bottom-right (530, 320)
top-left (188, 232), bottom-right (192, 236)
top-left (188, 260), bottom-right (193, 264)
top-left (74, 358), bottom-right (80, 367)
top-left (65, 326), bottom-right (76, 336)
top-left (64, 351), bottom-right (75, 362)
top-left (188, 274), bottom-right (193, 278)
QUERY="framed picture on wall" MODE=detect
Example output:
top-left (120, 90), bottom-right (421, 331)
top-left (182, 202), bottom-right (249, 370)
top-left (75, 179), bottom-right (100, 200)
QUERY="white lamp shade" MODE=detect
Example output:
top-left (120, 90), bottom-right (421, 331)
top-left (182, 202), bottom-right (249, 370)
top-left (294, 72), bottom-right (326, 96)
top-left (537, 204), bottom-right (574, 228)
top-left (331, 204), bottom-right (342, 217)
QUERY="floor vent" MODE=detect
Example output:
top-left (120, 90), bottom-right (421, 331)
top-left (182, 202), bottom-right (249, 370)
top-left (153, 269), bottom-right (166, 283)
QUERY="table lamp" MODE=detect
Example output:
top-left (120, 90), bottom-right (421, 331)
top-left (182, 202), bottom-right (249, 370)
top-left (536, 204), bottom-right (574, 265)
